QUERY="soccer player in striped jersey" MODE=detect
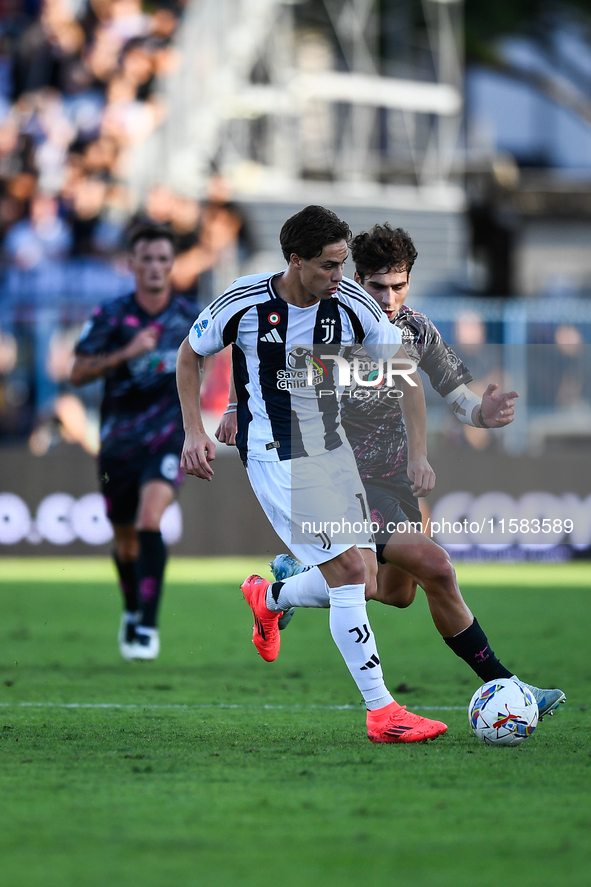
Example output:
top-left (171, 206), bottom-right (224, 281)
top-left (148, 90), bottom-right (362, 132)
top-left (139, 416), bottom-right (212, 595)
top-left (177, 205), bottom-right (448, 743)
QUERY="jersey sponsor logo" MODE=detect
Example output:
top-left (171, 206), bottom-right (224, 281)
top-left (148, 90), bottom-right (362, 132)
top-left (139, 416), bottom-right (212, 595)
top-left (277, 368), bottom-right (319, 389)
top-left (276, 348), bottom-right (323, 390)
top-left (160, 453), bottom-right (180, 481)
top-left (287, 347), bottom-right (311, 369)
top-left (128, 349), bottom-right (178, 376)
top-left (193, 318), bottom-right (209, 337)
top-left (260, 328), bottom-right (283, 344)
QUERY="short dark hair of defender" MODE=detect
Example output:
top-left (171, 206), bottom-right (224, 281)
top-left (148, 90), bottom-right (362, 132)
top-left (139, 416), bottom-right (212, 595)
top-left (279, 205), bottom-right (351, 263)
top-left (351, 224), bottom-right (418, 282)
top-left (127, 223), bottom-right (178, 255)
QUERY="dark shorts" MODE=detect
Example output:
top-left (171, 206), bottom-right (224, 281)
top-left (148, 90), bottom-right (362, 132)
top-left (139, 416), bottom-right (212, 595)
top-left (99, 446), bottom-right (183, 526)
top-left (364, 470), bottom-right (423, 564)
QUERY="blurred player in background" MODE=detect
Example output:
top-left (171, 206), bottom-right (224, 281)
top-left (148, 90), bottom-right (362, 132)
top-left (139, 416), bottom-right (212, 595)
top-left (70, 225), bottom-right (196, 661)
top-left (217, 223), bottom-right (565, 719)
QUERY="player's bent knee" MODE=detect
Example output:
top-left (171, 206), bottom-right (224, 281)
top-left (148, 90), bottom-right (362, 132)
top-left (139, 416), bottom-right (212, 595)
top-left (347, 563), bottom-right (367, 586)
top-left (376, 583), bottom-right (417, 608)
top-left (422, 550), bottom-right (458, 592)
top-left (326, 547), bottom-right (367, 587)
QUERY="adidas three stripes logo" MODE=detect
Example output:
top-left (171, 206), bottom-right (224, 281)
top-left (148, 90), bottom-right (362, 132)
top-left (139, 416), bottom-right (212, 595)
top-left (260, 329), bottom-right (283, 343)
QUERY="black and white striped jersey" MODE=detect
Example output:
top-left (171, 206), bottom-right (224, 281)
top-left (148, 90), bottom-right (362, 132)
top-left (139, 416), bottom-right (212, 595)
top-left (188, 272), bottom-right (402, 463)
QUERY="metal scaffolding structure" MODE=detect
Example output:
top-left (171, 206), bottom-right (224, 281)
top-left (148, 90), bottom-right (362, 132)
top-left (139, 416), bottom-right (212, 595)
top-left (130, 0), bottom-right (464, 203)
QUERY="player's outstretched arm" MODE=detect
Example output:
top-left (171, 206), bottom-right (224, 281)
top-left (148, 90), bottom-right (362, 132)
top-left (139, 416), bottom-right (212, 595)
top-left (176, 337), bottom-right (216, 480)
top-left (397, 346), bottom-right (436, 497)
top-left (479, 383), bottom-right (519, 428)
top-left (444, 382), bottom-right (519, 430)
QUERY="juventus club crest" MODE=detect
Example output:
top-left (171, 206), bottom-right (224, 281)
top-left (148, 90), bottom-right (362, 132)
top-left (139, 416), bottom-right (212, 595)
top-left (321, 318), bottom-right (336, 344)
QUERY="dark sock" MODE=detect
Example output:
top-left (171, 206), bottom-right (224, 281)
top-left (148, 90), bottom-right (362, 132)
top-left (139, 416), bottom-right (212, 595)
top-left (444, 618), bottom-right (513, 683)
top-left (137, 530), bottom-right (167, 628)
top-left (113, 553), bottom-right (138, 613)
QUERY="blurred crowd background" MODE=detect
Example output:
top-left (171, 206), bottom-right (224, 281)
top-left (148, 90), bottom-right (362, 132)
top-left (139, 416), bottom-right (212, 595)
top-left (1, 0), bottom-right (591, 462)
top-left (0, 0), bottom-right (254, 451)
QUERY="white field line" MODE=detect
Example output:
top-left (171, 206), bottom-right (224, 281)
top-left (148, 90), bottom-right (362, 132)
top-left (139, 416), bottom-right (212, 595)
top-left (0, 701), bottom-right (465, 712)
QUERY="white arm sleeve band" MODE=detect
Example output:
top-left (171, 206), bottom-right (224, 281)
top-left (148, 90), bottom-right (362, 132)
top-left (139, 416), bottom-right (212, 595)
top-left (444, 384), bottom-right (483, 427)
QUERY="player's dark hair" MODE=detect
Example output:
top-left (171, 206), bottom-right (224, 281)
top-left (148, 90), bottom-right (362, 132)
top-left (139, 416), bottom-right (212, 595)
top-left (351, 224), bottom-right (418, 281)
top-left (279, 205), bottom-right (351, 262)
top-left (127, 223), bottom-right (178, 255)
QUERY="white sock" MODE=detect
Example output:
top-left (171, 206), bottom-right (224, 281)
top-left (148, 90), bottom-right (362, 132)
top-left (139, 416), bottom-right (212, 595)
top-left (328, 583), bottom-right (394, 711)
top-left (265, 567), bottom-right (330, 611)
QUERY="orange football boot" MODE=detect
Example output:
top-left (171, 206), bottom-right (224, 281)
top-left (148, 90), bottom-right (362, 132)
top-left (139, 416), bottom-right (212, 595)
top-left (241, 574), bottom-right (283, 662)
top-left (367, 701), bottom-right (448, 743)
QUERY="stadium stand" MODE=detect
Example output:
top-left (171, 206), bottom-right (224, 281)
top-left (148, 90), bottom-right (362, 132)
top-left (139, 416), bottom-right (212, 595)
top-left (0, 0), bottom-right (251, 443)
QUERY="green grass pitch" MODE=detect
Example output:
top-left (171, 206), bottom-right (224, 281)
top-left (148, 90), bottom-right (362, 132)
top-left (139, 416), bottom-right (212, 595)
top-left (1, 557), bottom-right (590, 887)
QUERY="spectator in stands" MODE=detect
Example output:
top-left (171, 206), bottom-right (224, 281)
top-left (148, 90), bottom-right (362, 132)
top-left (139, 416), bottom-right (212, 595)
top-left (168, 192), bottom-right (202, 299)
top-left (447, 311), bottom-right (504, 451)
top-left (132, 183), bottom-right (174, 228)
top-left (0, 0), bottom-right (250, 448)
top-left (101, 72), bottom-right (162, 146)
top-left (119, 36), bottom-right (156, 100)
top-left (83, 135), bottom-right (118, 176)
top-left (0, 120), bottom-right (21, 180)
top-left (67, 172), bottom-right (123, 256)
top-left (169, 176), bottom-right (253, 305)
top-left (11, 0), bottom-right (85, 97)
top-left (2, 0), bottom-right (184, 272)
top-left (0, 321), bottom-right (27, 439)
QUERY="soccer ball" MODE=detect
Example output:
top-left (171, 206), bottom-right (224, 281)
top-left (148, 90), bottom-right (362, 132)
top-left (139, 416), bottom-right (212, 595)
top-left (468, 678), bottom-right (539, 746)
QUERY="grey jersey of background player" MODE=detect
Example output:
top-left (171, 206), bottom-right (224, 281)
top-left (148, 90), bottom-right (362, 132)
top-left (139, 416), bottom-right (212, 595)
top-left (342, 223), bottom-right (495, 482)
top-left (342, 305), bottom-right (473, 482)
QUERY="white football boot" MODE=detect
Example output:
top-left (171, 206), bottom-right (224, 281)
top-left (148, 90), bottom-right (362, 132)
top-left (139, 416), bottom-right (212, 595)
top-left (118, 612), bottom-right (140, 661)
top-left (513, 679), bottom-right (565, 719)
top-left (132, 627), bottom-right (160, 661)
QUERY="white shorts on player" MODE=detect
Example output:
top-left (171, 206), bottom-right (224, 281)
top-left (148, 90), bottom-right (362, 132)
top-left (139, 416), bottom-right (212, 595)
top-left (246, 443), bottom-right (375, 566)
